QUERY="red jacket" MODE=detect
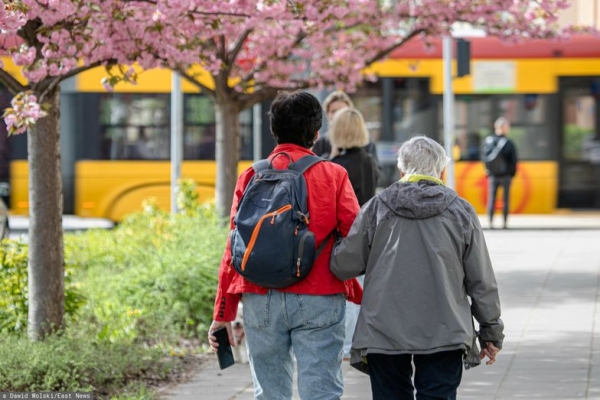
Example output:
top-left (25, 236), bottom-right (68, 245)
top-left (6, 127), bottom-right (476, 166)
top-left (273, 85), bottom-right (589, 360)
top-left (213, 144), bottom-right (362, 321)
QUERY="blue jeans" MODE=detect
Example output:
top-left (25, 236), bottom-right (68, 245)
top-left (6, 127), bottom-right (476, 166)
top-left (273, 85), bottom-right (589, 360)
top-left (367, 350), bottom-right (464, 400)
top-left (243, 291), bottom-right (346, 400)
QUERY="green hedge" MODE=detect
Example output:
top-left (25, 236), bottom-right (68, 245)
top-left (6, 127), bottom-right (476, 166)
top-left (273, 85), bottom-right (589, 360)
top-left (0, 240), bottom-right (86, 333)
top-left (0, 334), bottom-right (173, 396)
top-left (0, 180), bottom-right (229, 396)
top-left (66, 199), bottom-right (227, 342)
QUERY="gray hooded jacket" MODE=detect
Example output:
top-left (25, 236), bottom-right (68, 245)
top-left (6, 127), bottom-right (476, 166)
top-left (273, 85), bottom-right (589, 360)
top-left (331, 179), bottom-right (504, 372)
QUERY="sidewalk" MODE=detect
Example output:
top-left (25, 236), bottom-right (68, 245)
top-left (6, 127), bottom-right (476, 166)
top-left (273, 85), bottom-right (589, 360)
top-left (161, 220), bottom-right (600, 400)
top-left (481, 212), bottom-right (600, 230)
top-left (7, 212), bottom-right (600, 233)
top-left (7, 215), bottom-right (114, 235)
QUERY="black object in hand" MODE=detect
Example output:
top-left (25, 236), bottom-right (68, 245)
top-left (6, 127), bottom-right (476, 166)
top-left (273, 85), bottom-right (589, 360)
top-left (213, 327), bottom-right (235, 370)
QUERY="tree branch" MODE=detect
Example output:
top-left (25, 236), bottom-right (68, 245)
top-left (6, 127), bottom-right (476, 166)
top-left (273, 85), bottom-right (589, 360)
top-left (364, 29), bottom-right (425, 66)
top-left (238, 77), bottom-right (311, 109)
top-left (238, 29), bottom-right (307, 87)
top-left (177, 68), bottom-right (216, 98)
top-left (218, 35), bottom-right (227, 61)
top-left (122, 0), bottom-right (250, 17)
top-left (0, 68), bottom-right (27, 94)
top-left (36, 61), bottom-right (108, 103)
top-left (226, 29), bottom-right (253, 67)
top-left (238, 87), bottom-right (278, 110)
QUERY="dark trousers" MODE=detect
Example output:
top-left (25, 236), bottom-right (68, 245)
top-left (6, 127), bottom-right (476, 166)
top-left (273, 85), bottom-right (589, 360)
top-left (487, 175), bottom-right (512, 225)
top-left (367, 350), bottom-right (463, 400)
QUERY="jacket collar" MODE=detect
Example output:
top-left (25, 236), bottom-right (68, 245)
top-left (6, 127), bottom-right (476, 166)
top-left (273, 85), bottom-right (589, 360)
top-left (399, 174), bottom-right (444, 186)
top-left (270, 143), bottom-right (315, 157)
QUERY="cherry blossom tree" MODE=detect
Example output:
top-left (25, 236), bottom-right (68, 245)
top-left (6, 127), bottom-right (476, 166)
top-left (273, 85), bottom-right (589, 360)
top-left (123, 0), bottom-right (586, 217)
top-left (1, 1), bottom-right (119, 341)
top-left (0, 0), bottom-right (185, 340)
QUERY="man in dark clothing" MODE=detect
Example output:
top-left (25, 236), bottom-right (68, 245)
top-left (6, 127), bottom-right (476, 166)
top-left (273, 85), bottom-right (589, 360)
top-left (483, 117), bottom-right (518, 229)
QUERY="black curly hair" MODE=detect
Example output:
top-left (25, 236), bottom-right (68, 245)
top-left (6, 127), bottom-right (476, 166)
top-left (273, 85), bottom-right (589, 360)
top-left (269, 91), bottom-right (322, 148)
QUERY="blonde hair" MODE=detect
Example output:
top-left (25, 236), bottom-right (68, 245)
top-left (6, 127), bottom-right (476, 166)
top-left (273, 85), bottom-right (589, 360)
top-left (323, 91), bottom-right (354, 113)
top-left (329, 108), bottom-right (370, 150)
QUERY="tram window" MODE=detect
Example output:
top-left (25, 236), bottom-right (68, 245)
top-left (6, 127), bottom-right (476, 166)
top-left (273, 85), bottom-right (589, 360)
top-left (562, 93), bottom-right (596, 160)
top-left (391, 79), bottom-right (436, 145)
top-left (351, 81), bottom-right (382, 143)
top-left (351, 78), bottom-right (435, 164)
top-left (444, 94), bottom-right (555, 161)
top-left (90, 93), bottom-right (253, 161)
top-left (497, 95), bottom-right (556, 160)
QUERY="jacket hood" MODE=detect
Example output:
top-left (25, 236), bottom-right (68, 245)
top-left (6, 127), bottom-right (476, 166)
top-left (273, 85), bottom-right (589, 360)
top-left (378, 180), bottom-right (458, 219)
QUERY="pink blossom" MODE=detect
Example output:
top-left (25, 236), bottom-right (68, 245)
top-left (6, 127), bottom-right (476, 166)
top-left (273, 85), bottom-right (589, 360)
top-left (0, 0), bottom-right (597, 132)
top-left (101, 78), bottom-right (115, 92)
top-left (3, 92), bottom-right (47, 135)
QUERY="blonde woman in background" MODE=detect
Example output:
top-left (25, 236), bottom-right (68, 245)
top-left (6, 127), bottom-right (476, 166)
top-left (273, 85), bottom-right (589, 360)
top-left (329, 108), bottom-right (379, 206)
top-left (313, 91), bottom-right (380, 167)
top-left (329, 107), bottom-right (379, 360)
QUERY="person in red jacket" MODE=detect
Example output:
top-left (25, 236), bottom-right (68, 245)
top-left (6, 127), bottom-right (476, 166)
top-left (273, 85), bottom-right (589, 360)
top-left (208, 91), bottom-right (361, 399)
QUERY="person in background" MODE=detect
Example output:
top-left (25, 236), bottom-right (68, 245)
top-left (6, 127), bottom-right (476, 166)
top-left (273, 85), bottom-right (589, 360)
top-left (483, 117), bottom-right (518, 229)
top-left (130, 129), bottom-right (156, 159)
top-left (208, 91), bottom-right (362, 400)
top-left (328, 107), bottom-right (379, 360)
top-left (329, 108), bottom-right (379, 206)
top-left (331, 135), bottom-right (504, 400)
top-left (313, 90), bottom-right (380, 166)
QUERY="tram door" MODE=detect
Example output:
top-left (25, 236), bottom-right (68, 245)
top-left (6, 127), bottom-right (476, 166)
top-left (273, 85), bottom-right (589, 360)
top-left (558, 77), bottom-right (600, 209)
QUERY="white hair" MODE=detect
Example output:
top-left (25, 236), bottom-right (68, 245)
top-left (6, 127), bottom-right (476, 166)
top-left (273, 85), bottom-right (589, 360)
top-left (397, 135), bottom-right (448, 177)
top-left (494, 117), bottom-right (510, 131)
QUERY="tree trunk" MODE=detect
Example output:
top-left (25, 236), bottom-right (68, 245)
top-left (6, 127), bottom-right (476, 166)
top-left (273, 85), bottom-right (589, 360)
top-left (214, 97), bottom-right (241, 218)
top-left (27, 87), bottom-right (64, 340)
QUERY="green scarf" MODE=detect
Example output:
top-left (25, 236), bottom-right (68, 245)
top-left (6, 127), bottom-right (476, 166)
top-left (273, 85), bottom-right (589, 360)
top-left (399, 174), bottom-right (444, 185)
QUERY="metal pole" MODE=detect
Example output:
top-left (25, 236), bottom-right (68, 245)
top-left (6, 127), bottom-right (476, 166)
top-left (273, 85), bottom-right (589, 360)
top-left (170, 72), bottom-right (183, 214)
top-left (252, 103), bottom-right (262, 161)
top-left (442, 36), bottom-right (455, 190)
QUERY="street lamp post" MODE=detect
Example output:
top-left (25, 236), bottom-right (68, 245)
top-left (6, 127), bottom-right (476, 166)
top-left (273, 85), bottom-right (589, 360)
top-left (442, 35), bottom-right (456, 190)
top-left (170, 72), bottom-right (183, 214)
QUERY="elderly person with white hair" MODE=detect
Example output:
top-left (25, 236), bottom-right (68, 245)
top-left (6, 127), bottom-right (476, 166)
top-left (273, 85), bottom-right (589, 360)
top-left (331, 136), bottom-right (504, 400)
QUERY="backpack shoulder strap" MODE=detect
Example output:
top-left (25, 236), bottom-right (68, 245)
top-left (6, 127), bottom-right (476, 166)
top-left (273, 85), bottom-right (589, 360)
top-left (252, 159), bottom-right (271, 173)
top-left (497, 137), bottom-right (508, 150)
top-left (485, 137), bottom-right (508, 161)
top-left (290, 155), bottom-right (325, 174)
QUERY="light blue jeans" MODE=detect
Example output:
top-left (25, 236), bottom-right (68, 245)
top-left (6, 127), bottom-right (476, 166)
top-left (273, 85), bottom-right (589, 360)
top-left (243, 291), bottom-right (346, 400)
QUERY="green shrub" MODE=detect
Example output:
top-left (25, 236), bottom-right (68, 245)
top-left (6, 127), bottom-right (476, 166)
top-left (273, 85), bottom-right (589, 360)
top-left (65, 193), bottom-right (228, 342)
top-left (0, 180), bottom-right (224, 396)
top-left (0, 240), bottom-right (86, 334)
top-left (0, 333), bottom-right (173, 396)
top-left (176, 178), bottom-right (200, 215)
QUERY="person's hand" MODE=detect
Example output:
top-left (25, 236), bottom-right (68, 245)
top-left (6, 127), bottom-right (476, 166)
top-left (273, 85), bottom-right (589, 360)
top-left (207, 321), bottom-right (234, 352)
top-left (480, 342), bottom-right (500, 365)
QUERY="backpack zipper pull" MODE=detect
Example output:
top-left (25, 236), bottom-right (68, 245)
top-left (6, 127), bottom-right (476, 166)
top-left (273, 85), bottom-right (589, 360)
top-left (294, 226), bottom-right (298, 236)
top-left (296, 258), bottom-right (301, 277)
top-left (271, 213), bottom-right (276, 225)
